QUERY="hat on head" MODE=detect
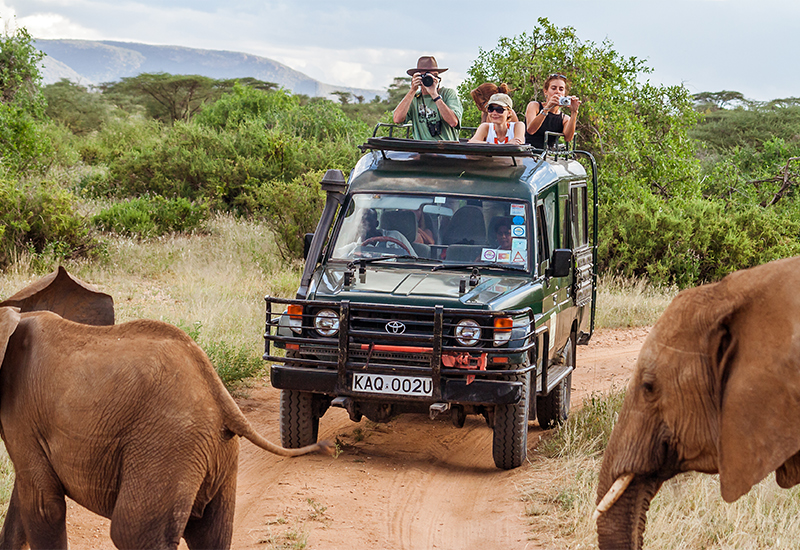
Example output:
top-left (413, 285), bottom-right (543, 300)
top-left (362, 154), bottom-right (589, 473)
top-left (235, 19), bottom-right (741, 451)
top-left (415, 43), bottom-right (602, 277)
top-left (486, 93), bottom-right (513, 111)
top-left (407, 56), bottom-right (448, 76)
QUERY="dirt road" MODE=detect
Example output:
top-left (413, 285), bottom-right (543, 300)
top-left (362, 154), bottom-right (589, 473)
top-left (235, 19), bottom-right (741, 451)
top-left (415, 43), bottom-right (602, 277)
top-left (65, 326), bottom-right (648, 549)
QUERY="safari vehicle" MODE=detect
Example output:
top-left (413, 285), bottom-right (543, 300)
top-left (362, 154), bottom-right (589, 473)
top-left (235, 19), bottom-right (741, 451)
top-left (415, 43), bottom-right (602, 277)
top-left (264, 133), bottom-right (598, 469)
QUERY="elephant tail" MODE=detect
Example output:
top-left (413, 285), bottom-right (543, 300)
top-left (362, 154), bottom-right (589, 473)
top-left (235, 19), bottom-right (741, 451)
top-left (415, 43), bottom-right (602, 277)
top-left (221, 398), bottom-right (335, 457)
top-left (241, 429), bottom-right (335, 457)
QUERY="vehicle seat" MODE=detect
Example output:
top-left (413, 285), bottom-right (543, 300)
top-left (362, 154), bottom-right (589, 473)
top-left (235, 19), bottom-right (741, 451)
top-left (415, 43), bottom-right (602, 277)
top-left (444, 244), bottom-right (483, 263)
top-left (380, 210), bottom-right (430, 257)
top-left (442, 206), bottom-right (487, 245)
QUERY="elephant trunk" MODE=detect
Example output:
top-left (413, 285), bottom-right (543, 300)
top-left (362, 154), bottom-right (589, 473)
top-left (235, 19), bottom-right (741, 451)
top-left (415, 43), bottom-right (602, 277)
top-left (595, 474), bottom-right (664, 550)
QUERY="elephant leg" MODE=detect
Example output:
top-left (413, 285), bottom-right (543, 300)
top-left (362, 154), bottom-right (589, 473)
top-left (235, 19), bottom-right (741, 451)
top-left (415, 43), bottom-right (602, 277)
top-left (109, 474), bottom-right (196, 550)
top-left (0, 484), bottom-right (29, 549)
top-left (183, 473), bottom-right (236, 550)
top-left (5, 476), bottom-right (68, 549)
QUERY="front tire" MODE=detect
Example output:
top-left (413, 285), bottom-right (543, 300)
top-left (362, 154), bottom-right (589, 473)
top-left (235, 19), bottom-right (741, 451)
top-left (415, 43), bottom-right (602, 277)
top-left (492, 370), bottom-right (530, 470)
top-left (279, 389), bottom-right (320, 448)
top-left (536, 333), bottom-right (574, 430)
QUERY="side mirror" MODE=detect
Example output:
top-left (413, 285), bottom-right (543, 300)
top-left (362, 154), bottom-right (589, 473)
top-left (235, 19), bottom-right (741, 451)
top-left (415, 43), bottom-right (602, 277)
top-left (303, 233), bottom-right (314, 260)
top-left (548, 249), bottom-right (573, 278)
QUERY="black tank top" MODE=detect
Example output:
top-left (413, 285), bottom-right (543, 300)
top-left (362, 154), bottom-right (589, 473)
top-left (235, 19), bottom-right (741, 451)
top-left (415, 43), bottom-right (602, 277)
top-left (525, 101), bottom-right (565, 149)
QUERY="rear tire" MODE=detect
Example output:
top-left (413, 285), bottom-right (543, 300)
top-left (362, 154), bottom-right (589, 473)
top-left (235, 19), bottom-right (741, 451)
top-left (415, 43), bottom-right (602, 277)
top-left (536, 333), bottom-right (574, 430)
top-left (280, 389), bottom-right (320, 448)
top-left (492, 370), bottom-right (530, 470)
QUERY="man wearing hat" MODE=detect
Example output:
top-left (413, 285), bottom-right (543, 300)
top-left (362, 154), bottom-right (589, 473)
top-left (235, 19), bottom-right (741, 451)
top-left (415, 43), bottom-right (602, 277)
top-left (392, 56), bottom-right (463, 141)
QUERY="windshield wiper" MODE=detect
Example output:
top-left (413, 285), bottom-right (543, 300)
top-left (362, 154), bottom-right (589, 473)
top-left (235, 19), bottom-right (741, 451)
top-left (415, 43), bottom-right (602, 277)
top-left (346, 255), bottom-right (438, 268)
top-left (431, 262), bottom-right (529, 273)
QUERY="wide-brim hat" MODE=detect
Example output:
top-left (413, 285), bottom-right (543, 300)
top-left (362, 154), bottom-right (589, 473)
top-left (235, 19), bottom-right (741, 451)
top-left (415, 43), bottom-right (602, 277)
top-left (407, 56), bottom-right (448, 76)
top-left (487, 93), bottom-right (513, 111)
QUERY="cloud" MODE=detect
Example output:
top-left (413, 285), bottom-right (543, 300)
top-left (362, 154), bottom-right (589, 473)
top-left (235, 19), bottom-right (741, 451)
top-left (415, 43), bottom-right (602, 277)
top-left (16, 11), bottom-right (102, 39)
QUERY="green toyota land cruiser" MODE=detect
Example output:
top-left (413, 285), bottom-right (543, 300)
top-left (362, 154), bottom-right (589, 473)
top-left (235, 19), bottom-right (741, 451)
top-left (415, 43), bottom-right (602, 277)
top-left (264, 135), bottom-right (597, 469)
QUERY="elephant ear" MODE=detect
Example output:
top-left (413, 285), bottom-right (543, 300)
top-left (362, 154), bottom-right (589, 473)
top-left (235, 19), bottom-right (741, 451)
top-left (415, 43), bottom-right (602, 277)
top-left (0, 266), bottom-right (114, 326)
top-left (0, 307), bottom-right (21, 364)
top-left (716, 277), bottom-right (800, 502)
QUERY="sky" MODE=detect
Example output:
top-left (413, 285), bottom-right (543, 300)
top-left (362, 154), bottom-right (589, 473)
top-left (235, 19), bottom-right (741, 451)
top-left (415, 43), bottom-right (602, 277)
top-left (2, 0), bottom-right (799, 102)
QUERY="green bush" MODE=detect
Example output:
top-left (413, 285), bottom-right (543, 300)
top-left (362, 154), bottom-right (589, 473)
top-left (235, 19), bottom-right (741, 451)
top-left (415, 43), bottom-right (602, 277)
top-left (246, 170), bottom-right (326, 261)
top-left (0, 177), bottom-right (95, 267)
top-left (92, 195), bottom-right (209, 237)
top-left (0, 103), bottom-right (53, 174)
top-left (599, 190), bottom-right (800, 287)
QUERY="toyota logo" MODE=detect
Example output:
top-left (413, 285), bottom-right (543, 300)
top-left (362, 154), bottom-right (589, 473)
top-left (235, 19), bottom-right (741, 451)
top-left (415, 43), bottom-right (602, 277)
top-left (385, 321), bottom-right (406, 334)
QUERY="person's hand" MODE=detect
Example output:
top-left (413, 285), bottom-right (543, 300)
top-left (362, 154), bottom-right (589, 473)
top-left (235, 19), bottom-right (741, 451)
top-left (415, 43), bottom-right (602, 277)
top-left (543, 94), bottom-right (560, 113)
top-left (414, 72), bottom-right (439, 97)
top-left (511, 136), bottom-right (524, 145)
top-left (410, 73), bottom-right (423, 93)
top-left (567, 96), bottom-right (582, 111)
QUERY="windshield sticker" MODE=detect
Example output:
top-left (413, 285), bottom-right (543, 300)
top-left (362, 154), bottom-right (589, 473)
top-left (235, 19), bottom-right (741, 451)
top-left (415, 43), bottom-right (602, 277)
top-left (512, 238), bottom-right (527, 252)
top-left (497, 250), bottom-right (511, 263)
top-left (512, 215), bottom-right (525, 225)
top-left (510, 204), bottom-right (526, 217)
top-left (481, 248), bottom-right (498, 262)
top-left (511, 225), bottom-right (526, 238)
top-left (435, 196), bottom-right (446, 203)
top-left (512, 251), bottom-right (526, 264)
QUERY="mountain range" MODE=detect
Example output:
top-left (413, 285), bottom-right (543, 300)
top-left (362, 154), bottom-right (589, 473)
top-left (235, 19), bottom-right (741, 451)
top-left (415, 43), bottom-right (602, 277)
top-left (34, 39), bottom-right (384, 101)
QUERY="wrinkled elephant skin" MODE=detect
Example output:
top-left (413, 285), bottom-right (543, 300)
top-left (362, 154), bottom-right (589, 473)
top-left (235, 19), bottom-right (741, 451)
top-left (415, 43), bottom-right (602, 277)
top-left (596, 255), bottom-right (800, 549)
top-left (0, 268), bottom-right (332, 549)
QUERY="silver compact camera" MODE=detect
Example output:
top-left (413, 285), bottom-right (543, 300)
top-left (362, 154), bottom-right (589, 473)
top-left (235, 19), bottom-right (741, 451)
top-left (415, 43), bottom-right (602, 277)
top-left (559, 96), bottom-right (572, 106)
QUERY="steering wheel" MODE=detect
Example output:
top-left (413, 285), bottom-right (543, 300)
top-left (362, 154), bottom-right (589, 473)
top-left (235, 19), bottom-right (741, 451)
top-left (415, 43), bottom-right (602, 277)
top-left (361, 235), bottom-right (414, 255)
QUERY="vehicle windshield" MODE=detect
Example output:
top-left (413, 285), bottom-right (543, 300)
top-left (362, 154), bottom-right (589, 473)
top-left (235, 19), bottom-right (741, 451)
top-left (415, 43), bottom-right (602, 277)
top-left (330, 193), bottom-right (532, 271)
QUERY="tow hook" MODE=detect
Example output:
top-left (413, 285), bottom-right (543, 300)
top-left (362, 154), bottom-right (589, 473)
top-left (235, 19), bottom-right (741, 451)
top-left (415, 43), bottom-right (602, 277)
top-left (429, 402), bottom-right (450, 420)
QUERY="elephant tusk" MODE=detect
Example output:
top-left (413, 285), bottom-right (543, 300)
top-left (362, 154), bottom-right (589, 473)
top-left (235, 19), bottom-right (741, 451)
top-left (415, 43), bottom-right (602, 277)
top-left (593, 472), bottom-right (634, 521)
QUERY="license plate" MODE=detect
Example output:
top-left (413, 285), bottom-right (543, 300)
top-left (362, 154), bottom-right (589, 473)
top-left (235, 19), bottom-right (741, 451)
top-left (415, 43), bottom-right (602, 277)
top-left (352, 373), bottom-right (433, 397)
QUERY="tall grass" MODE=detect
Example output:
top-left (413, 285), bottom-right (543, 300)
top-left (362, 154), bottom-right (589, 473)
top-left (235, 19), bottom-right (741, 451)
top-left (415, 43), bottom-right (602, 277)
top-left (595, 273), bottom-right (678, 328)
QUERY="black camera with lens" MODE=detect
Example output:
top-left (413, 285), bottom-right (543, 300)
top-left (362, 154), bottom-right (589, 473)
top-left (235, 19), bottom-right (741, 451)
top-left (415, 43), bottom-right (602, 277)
top-left (421, 72), bottom-right (436, 87)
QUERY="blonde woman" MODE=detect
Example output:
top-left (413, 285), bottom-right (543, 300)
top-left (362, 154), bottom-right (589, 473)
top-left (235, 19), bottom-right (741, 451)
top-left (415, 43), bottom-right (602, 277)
top-left (468, 93), bottom-right (524, 145)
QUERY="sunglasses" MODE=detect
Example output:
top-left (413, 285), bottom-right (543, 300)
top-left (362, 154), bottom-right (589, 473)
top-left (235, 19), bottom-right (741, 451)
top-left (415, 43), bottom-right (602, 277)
top-left (486, 104), bottom-right (506, 113)
top-left (549, 73), bottom-right (568, 80)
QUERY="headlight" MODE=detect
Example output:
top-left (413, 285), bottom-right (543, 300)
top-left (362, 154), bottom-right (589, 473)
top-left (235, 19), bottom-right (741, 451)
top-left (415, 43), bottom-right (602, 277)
top-left (455, 319), bottom-right (481, 346)
top-left (314, 309), bottom-right (340, 337)
top-left (494, 317), bottom-right (513, 346)
top-left (287, 304), bottom-right (303, 334)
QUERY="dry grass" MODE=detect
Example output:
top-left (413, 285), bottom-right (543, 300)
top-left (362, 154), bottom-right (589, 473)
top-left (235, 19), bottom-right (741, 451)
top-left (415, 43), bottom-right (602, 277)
top-left (595, 274), bottom-right (679, 329)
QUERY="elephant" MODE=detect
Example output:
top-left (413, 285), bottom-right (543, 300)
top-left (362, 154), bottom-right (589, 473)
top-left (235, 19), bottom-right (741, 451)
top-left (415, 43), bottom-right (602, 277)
top-left (0, 267), bottom-right (333, 549)
top-left (594, 255), bottom-right (800, 548)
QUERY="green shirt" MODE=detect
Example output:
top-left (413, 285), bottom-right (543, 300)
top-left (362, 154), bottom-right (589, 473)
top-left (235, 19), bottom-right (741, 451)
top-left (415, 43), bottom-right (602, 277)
top-left (404, 86), bottom-right (463, 141)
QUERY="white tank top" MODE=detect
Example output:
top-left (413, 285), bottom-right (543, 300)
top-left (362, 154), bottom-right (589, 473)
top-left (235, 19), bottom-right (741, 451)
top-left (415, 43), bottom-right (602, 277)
top-left (486, 122), bottom-right (520, 144)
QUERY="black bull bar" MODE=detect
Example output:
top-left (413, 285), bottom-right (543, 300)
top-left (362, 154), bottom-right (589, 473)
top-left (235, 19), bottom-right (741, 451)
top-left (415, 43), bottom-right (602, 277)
top-left (264, 297), bottom-right (549, 406)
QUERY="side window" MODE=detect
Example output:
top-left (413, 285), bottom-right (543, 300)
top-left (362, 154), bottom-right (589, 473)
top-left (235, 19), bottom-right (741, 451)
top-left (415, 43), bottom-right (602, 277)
top-left (559, 194), bottom-right (569, 249)
top-left (536, 192), bottom-right (556, 267)
top-left (570, 184), bottom-right (589, 248)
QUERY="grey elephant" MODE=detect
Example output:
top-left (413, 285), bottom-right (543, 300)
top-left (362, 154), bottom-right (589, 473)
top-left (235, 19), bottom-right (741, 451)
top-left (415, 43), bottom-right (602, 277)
top-left (0, 267), bottom-right (332, 549)
top-left (594, 255), bottom-right (800, 549)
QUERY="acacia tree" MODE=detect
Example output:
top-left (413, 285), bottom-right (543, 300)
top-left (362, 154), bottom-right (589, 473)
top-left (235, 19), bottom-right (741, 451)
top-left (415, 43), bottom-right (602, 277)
top-left (459, 18), bottom-right (701, 199)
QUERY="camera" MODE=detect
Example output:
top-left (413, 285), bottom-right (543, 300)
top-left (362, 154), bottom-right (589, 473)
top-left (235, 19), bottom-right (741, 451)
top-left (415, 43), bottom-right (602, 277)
top-left (421, 73), bottom-right (436, 87)
top-left (559, 96), bottom-right (572, 106)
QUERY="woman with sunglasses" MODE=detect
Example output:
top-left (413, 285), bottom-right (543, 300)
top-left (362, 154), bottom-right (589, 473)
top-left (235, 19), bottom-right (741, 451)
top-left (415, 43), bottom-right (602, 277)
top-left (468, 93), bottom-right (524, 145)
top-left (524, 73), bottom-right (581, 150)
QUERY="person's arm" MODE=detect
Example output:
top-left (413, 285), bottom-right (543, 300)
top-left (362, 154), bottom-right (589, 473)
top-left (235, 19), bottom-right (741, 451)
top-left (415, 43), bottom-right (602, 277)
top-left (511, 121), bottom-right (525, 144)
top-left (561, 97), bottom-right (582, 143)
top-left (433, 87), bottom-right (461, 128)
top-left (468, 123), bottom-right (490, 143)
top-left (393, 74), bottom-right (422, 124)
top-left (525, 101), bottom-right (545, 134)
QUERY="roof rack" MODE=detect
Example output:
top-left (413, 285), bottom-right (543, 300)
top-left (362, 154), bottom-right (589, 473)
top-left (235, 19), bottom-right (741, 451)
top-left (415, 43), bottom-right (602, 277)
top-left (358, 136), bottom-right (539, 161)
